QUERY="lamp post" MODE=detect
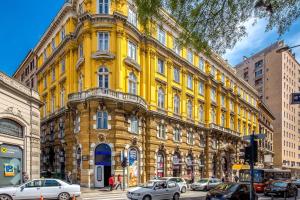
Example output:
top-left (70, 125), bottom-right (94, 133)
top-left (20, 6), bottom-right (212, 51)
top-left (276, 44), bottom-right (300, 53)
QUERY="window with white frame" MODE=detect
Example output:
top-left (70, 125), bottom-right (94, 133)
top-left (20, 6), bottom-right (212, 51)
top-left (230, 116), bottom-right (234, 130)
top-left (199, 105), bottom-right (204, 122)
top-left (198, 81), bottom-right (204, 95)
top-left (210, 66), bottom-right (216, 78)
top-left (173, 39), bottom-right (181, 54)
top-left (128, 8), bottom-right (137, 27)
top-left (221, 73), bottom-right (225, 83)
top-left (60, 26), bottom-right (66, 41)
top-left (210, 88), bottom-right (216, 102)
top-left (52, 68), bottom-right (55, 81)
top-left (97, 111), bottom-right (108, 129)
top-left (98, 67), bottom-right (109, 89)
top-left (199, 57), bottom-right (204, 71)
top-left (78, 43), bottom-right (84, 58)
top-left (128, 72), bottom-right (137, 94)
top-left (157, 59), bottom-right (165, 74)
top-left (187, 49), bottom-right (193, 63)
top-left (173, 67), bottom-right (180, 82)
top-left (230, 100), bottom-right (234, 111)
top-left (174, 94), bottom-right (180, 114)
top-left (158, 123), bottom-right (166, 139)
top-left (74, 113), bottom-right (80, 133)
top-left (98, 0), bottom-right (109, 14)
top-left (61, 59), bottom-right (65, 74)
top-left (187, 74), bottom-right (193, 89)
top-left (174, 128), bottom-right (180, 142)
top-left (211, 107), bottom-right (216, 123)
top-left (51, 94), bottom-right (55, 113)
top-left (130, 116), bottom-right (139, 134)
top-left (158, 88), bottom-right (165, 109)
top-left (187, 100), bottom-right (193, 119)
top-left (158, 26), bottom-right (166, 45)
top-left (60, 87), bottom-right (65, 108)
top-left (98, 32), bottom-right (109, 51)
top-left (221, 113), bottom-right (226, 127)
top-left (187, 132), bottom-right (193, 145)
top-left (43, 50), bottom-right (47, 61)
top-left (221, 95), bottom-right (225, 107)
top-left (78, 74), bottom-right (83, 92)
top-left (128, 41), bottom-right (137, 61)
top-left (51, 38), bottom-right (56, 51)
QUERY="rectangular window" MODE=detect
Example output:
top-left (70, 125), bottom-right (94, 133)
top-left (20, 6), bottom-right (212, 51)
top-left (187, 132), bottom-right (193, 145)
top-left (210, 66), bottom-right (216, 78)
top-left (128, 8), bottom-right (137, 27)
top-left (211, 88), bottom-right (216, 102)
top-left (199, 57), bottom-right (204, 71)
top-left (78, 43), bottom-right (84, 58)
top-left (98, 32), bottom-right (109, 51)
top-left (221, 95), bottom-right (225, 107)
top-left (198, 82), bottom-right (204, 95)
top-left (60, 88), bottom-right (65, 108)
top-left (173, 39), bottom-right (181, 55)
top-left (158, 27), bottom-right (166, 45)
top-left (51, 94), bottom-right (55, 113)
top-left (187, 50), bottom-right (193, 63)
top-left (52, 68), bottom-right (55, 81)
top-left (174, 128), bottom-right (180, 142)
top-left (187, 75), bottom-right (193, 89)
top-left (60, 26), bottom-right (66, 41)
top-left (51, 38), bottom-right (56, 51)
top-left (157, 59), bottom-right (165, 74)
top-left (158, 124), bottom-right (166, 139)
top-left (98, 0), bottom-right (109, 14)
top-left (43, 77), bottom-right (47, 89)
top-left (255, 69), bottom-right (263, 77)
top-left (43, 50), bottom-right (47, 61)
top-left (61, 59), bottom-right (65, 74)
top-left (97, 111), bottom-right (108, 129)
top-left (128, 41), bottom-right (137, 61)
top-left (130, 116), bottom-right (139, 134)
top-left (255, 60), bottom-right (263, 69)
top-left (173, 67), bottom-right (180, 82)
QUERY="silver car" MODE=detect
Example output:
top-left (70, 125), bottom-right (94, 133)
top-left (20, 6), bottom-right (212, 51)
top-left (127, 180), bottom-right (180, 200)
top-left (190, 178), bottom-right (221, 191)
top-left (159, 177), bottom-right (188, 193)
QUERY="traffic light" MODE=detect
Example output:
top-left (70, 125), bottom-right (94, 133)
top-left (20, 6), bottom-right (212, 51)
top-left (121, 157), bottom-right (128, 168)
top-left (244, 141), bottom-right (258, 163)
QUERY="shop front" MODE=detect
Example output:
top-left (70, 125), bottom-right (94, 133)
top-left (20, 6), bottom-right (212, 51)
top-left (157, 151), bottom-right (165, 178)
top-left (172, 153), bottom-right (181, 177)
top-left (0, 144), bottom-right (23, 187)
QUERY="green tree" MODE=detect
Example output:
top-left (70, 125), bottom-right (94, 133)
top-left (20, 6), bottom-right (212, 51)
top-left (134, 0), bottom-right (300, 54)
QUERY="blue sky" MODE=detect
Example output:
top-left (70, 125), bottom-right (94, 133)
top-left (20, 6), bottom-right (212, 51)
top-left (0, 1), bottom-right (299, 76)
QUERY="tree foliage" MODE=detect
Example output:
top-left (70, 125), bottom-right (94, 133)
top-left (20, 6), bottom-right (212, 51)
top-left (134, 0), bottom-right (300, 54)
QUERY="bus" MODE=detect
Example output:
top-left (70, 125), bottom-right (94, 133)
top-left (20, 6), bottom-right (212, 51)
top-left (239, 169), bottom-right (291, 192)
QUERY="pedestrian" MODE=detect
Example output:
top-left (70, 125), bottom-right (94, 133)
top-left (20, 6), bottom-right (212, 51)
top-left (109, 174), bottom-right (115, 191)
top-left (22, 172), bottom-right (29, 183)
top-left (66, 171), bottom-right (73, 184)
top-left (115, 174), bottom-right (122, 190)
top-left (234, 175), bottom-right (239, 182)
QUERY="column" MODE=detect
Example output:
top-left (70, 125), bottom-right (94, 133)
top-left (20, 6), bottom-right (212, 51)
top-left (166, 60), bottom-right (173, 114)
top-left (83, 31), bottom-right (92, 89)
top-left (116, 28), bottom-right (124, 91)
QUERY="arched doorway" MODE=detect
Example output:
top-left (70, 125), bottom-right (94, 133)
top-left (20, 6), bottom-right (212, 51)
top-left (199, 152), bottom-right (205, 179)
top-left (128, 147), bottom-right (139, 187)
top-left (212, 153), bottom-right (217, 177)
top-left (157, 151), bottom-right (165, 178)
top-left (94, 144), bottom-right (112, 188)
top-left (172, 152), bottom-right (181, 177)
top-left (186, 154), bottom-right (194, 182)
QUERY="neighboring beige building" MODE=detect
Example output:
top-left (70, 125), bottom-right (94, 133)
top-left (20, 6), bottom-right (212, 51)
top-left (0, 71), bottom-right (41, 186)
top-left (236, 41), bottom-right (300, 176)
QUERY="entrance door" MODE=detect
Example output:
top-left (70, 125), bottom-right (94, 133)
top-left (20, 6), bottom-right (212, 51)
top-left (94, 144), bottom-right (112, 188)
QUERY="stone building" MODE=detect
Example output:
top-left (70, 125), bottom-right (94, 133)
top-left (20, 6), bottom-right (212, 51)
top-left (0, 72), bottom-right (41, 187)
top-left (14, 0), bottom-right (259, 188)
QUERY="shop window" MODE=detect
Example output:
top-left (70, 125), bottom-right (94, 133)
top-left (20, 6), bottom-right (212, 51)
top-left (157, 151), bottom-right (165, 177)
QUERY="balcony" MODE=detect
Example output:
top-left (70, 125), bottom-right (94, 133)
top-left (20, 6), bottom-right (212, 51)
top-left (210, 123), bottom-right (240, 138)
top-left (68, 88), bottom-right (148, 110)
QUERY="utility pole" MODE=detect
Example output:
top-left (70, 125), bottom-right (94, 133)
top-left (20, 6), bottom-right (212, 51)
top-left (249, 132), bottom-right (255, 200)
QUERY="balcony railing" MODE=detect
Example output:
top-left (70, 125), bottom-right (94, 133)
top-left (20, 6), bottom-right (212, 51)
top-left (210, 123), bottom-right (241, 138)
top-left (68, 88), bottom-right (148, 109)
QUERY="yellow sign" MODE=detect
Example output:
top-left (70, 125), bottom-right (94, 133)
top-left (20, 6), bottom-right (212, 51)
top-left (4, 164), bottom-right (14, 177)
top-left (1, 147), bottom-right (7, 153)
top-left (232, 164), bottom-right (250, 170)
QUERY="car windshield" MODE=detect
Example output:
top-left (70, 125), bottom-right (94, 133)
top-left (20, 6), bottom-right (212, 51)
top-left (214, 183), bottom-right (239, 192)
top-left (197, 179), bottom-right (209, 183)
top-left (141, 181), bottom-right (157, 188)
top-left (272, 182), bottom-right (287, 187)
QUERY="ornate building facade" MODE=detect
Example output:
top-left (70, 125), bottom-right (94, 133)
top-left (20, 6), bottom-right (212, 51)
top-left (14, 0), bottom-right (259, 188)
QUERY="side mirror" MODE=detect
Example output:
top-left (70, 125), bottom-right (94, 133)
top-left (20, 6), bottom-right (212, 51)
top-left (20, 186), bottom-right (25, 191)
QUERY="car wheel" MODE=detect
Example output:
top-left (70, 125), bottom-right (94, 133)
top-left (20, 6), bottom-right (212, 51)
top-left (0, 195), bottom-right (12, 200)
top-left (143, 195), bottom-right (151, 200)
top-left (181, 186), bottom-right (187, 193)
top-left (173, 193), bottom-right (180, 200)
top-left (58, 192), bottom-right (70, 200)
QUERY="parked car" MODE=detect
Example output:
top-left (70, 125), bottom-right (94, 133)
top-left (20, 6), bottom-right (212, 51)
top-left (191, 178), bottom-right (221, 191)
top-left (159, 177), bottom-right (188, 193)
top-left (292, 179), bottom-right (300, 188)
top-left (206, 182), bottom-right (257, 200)
top-left (127, 180), bottom-right (180, 200)
top-left (0, 179), bottom-right (80, 200)
top-left (264, 180), bottom-right (298, 197)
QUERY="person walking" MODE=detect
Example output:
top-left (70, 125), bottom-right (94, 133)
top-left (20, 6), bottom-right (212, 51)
top-left (66, 171), bottom-right (73, 184)
top-left (115, 174), bottom-right (122, 190)
top-left (109, 174), bottom-right (115, 191)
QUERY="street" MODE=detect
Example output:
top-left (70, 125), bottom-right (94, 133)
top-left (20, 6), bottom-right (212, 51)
top-left (79, 188), bottom-right (300, 200)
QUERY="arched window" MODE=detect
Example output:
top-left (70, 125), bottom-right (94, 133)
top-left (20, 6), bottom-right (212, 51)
top-left (128, 72), bottom-right (137, 94)
top-left (158, 88), bottom-right (165, 109)
top-left (187, 100), bottom-right (193, 119)
top-left (0, 119), bottom-right (23, 138)
top-left (97, 111), bottom-right (108, 129)
top-left (174, 94), bottom-right (180, 114)
top-left (98, 67), bottom-right (109, 89)
top-left (157, 151), bottom-right (165, 177)
top-left (199, 105), bottom-right (204, 123)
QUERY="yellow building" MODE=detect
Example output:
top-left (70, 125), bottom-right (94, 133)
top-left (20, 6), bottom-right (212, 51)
top-left (15, 0), bottom-right (259, 188)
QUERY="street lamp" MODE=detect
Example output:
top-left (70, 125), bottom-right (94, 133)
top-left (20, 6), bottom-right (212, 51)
top-left (276, 44), bottom-right (300, 53)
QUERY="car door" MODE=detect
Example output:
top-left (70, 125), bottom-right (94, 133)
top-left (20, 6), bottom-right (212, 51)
top-left (41, 179), bottom-right (62, 199)
top-left (14, 180), bottom-right (44, 200)
top-left (167, 182), bottom-right (178, 199)
top-left (152, 182), bottom-right (168, 200)
top-left (208, 179), bottom-right (214, 190)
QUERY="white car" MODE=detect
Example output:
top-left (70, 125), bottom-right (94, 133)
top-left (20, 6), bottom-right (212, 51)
top-left (127, 180), bottom-right (180, 200)
top-left (190, 178), bottom-right (221, 191)
top-left (159, 177), bottom-right (188, 193)
top-left (0, 179), bottom-right (81, 200)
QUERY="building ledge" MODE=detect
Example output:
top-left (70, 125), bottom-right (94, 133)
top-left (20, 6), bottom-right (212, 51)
top-left (124, 57), bottom-right (141, 72)
top-left (91, 51), bottom-right (115, 60)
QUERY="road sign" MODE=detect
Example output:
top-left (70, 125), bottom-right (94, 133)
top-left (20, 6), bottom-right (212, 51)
top-left (243, 133), bottom-right (265, 140)
top-left (291, 93), bottom-right (300, 104)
